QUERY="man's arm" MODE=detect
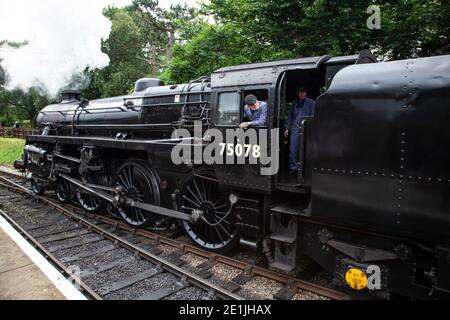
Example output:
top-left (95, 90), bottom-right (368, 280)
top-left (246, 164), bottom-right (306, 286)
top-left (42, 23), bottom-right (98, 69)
top-left (286, 102), bottom-right (294, 129)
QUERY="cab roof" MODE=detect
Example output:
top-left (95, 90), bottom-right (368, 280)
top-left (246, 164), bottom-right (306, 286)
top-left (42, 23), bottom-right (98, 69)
top-left (211, 55), bottom-right (330, 88)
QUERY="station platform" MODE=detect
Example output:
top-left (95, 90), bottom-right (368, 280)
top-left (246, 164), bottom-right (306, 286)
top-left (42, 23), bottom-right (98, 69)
top-left (0, 212), bottom-right (86, 300)
top-left (0, 227), bottom-right (65, 299)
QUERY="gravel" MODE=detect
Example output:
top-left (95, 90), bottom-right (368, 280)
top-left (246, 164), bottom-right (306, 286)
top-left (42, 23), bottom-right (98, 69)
top-left (157, 244), bottom-right (178, 256)
top-left (77, 247), bottom-right (134, 270)
top-left (83, 257), bottom-right (156, 292)
top-left (180, 253), bottom-right (207, 268)
top-left (6, 204), bottom-right (64, 224)
top-left (53, 239), bottom-right (114, 260)
top-left (310, 271), bottom-right (334, 287)
top-left (104, 272), bottom-right (179, 300)
top-left (30, 222), bottom-right (83, 238)
top-left (209, 263), bottom-right (241, 282)
top-left (291, 290), bottom-right (329, 300)
top-left (238, 276), bottom-right (283, 300)
top-left (229, 248), bottom-right (265, 266)
top-left (164, 286), bottom-right (210, 300)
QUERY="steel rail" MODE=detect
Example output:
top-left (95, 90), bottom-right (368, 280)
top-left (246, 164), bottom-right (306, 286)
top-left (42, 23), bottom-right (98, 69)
top-left (90, 214), bottom-right (351, 300)
top-left (0, 175), bottom-right (242, 300)
top-left (0, 170), bottom-right (351, 300)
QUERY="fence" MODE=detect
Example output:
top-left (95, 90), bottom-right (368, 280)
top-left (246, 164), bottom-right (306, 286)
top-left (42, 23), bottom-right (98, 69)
top-left (0, 128), bottom-right (38, 139)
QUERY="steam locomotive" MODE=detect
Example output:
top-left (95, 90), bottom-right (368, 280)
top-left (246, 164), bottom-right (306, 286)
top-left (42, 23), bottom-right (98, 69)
top-left (15, 50), bottom-right (450, 299)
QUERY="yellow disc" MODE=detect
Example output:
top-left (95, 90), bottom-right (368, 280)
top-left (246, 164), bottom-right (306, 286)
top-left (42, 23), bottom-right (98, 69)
top-left (345, 268), bottom-right (368, 290)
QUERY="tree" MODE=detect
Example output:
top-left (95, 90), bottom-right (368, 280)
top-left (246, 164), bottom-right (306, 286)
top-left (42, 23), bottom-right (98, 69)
top-left (131, 0), bottom-right (198, 63)
top-left (82, 6), bottom-right (152, 98)
top-left (377, 0), bottom-right (450, 59)
top-left (164, 23), bottom-right (293, 83)
top-left (205, 0), bottom-right (449, 59)
top-left (0, 87), bottom-right (49, 126)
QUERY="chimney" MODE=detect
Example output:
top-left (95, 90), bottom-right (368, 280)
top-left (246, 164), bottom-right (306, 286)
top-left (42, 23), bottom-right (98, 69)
top-left (61, 90), bottom-right (80, 102)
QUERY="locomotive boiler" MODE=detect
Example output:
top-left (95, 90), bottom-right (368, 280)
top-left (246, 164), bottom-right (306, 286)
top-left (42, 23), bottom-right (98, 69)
top-left (16, 50), bottom-right (450, 299)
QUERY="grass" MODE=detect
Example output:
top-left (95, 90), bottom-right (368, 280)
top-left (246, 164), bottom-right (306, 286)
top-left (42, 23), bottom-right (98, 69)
top-left (0, 138), bottom-right (25, 165)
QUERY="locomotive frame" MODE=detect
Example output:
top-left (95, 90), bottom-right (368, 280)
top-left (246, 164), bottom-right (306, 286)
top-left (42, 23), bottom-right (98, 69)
top-left (16, 50), bottom-right (450, 299)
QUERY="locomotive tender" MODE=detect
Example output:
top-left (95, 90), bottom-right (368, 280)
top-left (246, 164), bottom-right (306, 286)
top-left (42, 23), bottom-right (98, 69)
top-left (16, 50), bottom-right (450, 299)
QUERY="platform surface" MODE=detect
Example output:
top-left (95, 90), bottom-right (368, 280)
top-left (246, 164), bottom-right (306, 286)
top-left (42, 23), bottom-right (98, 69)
top-left (0, 227), bottom-right (65, 300)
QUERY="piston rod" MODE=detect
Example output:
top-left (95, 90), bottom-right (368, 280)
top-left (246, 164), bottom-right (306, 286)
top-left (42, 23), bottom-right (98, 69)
top-left (59, 174), bottom-right (201, 222)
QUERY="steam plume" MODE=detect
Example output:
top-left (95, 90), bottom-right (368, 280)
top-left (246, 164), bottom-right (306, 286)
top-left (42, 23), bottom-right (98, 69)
top-left (0, 0), bottom-right (131, 96)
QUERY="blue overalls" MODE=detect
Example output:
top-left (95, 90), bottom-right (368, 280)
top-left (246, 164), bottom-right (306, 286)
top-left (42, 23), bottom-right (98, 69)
top-left (286, 98), bottom-right (315, 171)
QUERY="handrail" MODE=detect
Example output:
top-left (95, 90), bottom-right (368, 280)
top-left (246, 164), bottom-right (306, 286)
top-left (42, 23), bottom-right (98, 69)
top-left (35, 101), bottom-right (210, 116)
top-left (299, 119), bottom-right (307, 183)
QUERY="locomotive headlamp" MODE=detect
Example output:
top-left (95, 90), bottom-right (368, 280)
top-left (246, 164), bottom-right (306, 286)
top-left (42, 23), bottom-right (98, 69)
top-left (229, 193), bottom-right (238, 204)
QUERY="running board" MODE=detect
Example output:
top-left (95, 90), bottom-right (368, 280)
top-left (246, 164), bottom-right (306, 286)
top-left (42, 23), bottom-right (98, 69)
top-left (59, 174), bottom-right (202, 222)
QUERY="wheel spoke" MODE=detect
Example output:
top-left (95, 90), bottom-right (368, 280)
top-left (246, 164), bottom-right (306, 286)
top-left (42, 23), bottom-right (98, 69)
top-left (209, 225), bottom-right (215, 247)
top-left (183, 195), bottom-right (201, 207)
top-left (217, 222), bottom-right (231, 238)
top-left (201, 178), bottom-right (208, 201)
top-left (212, 196), bottom-right (225, 207)
top-left (221, 219), bottom-right (231, 226)
top-left (213, 203), bottom-right (229, 211)
top-left (138, 209), bottom-right (146, 223)
top-left (121, 172), bottom-right (128, 190)
top-left (193, 180), bottom-right (205, 202)
top-left (124, 168), bottom-right (130, 187)
top-left (214, 225), bottom-right (224, 244)
top-left (134, 208), bottom-right (141, 223)
top-left (118, 175), bottom-right (129, 189)
top-left (200, 179), bottom-right (208, 203)
top-left (186, 187), bottom-right (202, 206)
top-left (127, 167), bottom-right (134, 189)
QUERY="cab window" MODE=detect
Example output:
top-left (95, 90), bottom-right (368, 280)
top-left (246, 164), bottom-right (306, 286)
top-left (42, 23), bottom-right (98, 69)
top-left (217, 92), bottom-right (240, 125)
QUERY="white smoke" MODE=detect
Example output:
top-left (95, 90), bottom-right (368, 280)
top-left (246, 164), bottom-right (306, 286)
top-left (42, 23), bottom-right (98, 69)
top-left (0, 0), bottom-right (132, 96)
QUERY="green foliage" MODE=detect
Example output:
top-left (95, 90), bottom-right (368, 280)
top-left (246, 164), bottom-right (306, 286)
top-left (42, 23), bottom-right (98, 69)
top-left (165, 23), bottom-right (294, 83)
top-left (0, 86), bottom-right (49, 125)
top-left (204, 0), bottom-right (449, 60)
top-left (0, 138), bottom-right (25, 165)
top-left (163, 0), bottom-right (449, 81)
top-left (1, 0), bottom-right (449, 124)
top-left (377, 0), bottom-right (450, 58)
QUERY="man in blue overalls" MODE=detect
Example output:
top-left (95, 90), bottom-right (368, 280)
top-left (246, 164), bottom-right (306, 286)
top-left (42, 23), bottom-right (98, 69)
top-left (284, 87), bottom-right (315, 174)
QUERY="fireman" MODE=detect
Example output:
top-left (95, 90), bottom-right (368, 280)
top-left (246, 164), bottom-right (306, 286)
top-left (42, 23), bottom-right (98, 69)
top-left (284, 87), bottom-right (315, 174)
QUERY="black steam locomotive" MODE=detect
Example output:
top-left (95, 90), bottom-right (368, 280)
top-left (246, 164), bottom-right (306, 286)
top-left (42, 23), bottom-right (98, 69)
top-left (15, 50), bottom-right (450, 299)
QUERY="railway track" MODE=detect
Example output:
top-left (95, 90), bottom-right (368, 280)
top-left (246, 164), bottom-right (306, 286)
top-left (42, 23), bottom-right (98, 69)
top-left (0, 169), bottom-right (351, 300)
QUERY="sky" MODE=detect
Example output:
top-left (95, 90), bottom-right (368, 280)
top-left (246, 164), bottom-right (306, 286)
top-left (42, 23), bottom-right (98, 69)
top-left (0, 0), bottom-right (202, 96)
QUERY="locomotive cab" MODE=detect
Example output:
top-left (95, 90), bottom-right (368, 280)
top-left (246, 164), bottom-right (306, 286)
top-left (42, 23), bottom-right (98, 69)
top-left (211, 56), bottom-right (329, 195)
top-left (210, 51), bottom-right (376, 194)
